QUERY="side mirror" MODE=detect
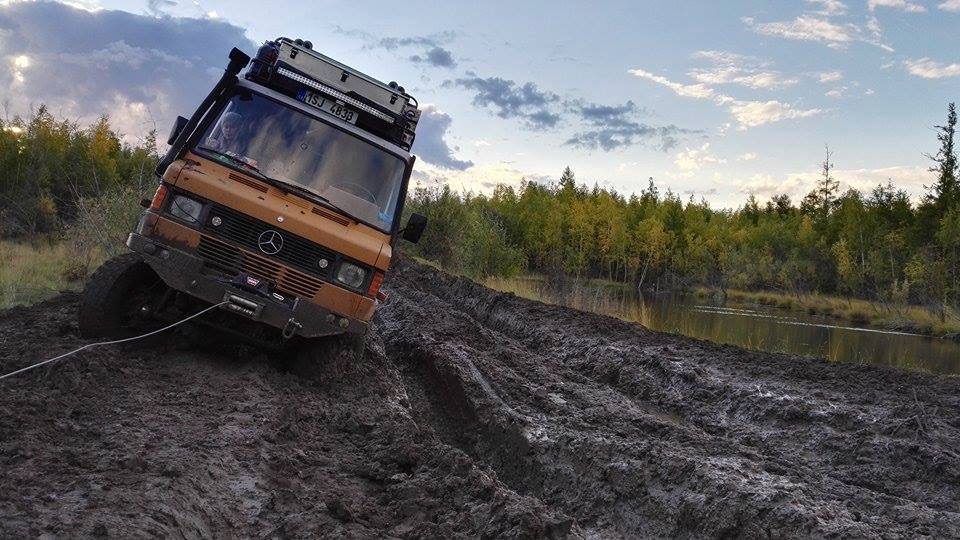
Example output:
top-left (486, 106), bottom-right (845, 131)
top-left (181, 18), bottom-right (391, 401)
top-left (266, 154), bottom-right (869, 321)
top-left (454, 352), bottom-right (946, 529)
top-left (401, 213), bottom-right (427, 243)
top-left (167, 115), bottom-right (188, 146)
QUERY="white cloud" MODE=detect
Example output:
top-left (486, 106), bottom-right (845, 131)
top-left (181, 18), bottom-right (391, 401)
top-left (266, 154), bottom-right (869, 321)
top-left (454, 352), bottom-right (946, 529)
top-left (904, 57), bottom-right (960, 78)
top-left (728, 165), bottom-right (931, 202)
top-left (940, 0), bottom-right (960, 11)
top-left (690, 67), bottom-right (798, 90)
top-left (868, 0), bottom-right (926, 12)
top-left (864, 88), bottom-right (876, 95)
top-left (825, 87), bottom-right (846, 98)
top-left (744, 14), bottom-right (893, 51)
top-left (473, 139), bottom-right (492, 147)
top-left (818, 70), bottom-right (843, 83)
top-left (674, 143), bottom-right (726, 173)
top-left (627, 68), bottom-right (720, 100)
top-left (738, 152), bottom-right (758, 161)
top-left (807, 0), bottom-right (848, 15)
top-left (727, 100), bottom-right (822, 129)
top-left (411, 161), bottom-right (549, 194)
top-left (745, 15), bottom-right (855, 45)
top-left (630, 68), bottom-right (821, 129)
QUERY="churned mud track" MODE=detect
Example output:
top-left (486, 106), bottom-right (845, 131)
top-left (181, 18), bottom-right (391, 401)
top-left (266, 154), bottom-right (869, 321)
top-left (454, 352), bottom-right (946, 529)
top-left (1, 258), bottom-right (959, 537)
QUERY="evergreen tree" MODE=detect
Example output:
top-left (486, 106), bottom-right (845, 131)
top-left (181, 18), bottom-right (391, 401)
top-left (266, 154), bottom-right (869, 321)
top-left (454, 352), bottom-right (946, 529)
top-left (925, 102), bottom-right (958, 213)
top-left (558, 166), bottom-right (577, 199)
top-left (817, 144), bottom-right (839, 216)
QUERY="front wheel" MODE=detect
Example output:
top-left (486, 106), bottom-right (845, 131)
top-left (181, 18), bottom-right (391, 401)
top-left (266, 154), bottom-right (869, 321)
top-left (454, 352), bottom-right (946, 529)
top-left (78, 253), bottom-right (167, 339)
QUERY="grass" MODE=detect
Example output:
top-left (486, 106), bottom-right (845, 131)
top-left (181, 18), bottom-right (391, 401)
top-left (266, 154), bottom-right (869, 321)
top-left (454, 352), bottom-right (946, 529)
top-left (695, 287), bottom-right (960, 336)
top-left (0, 238), bottom-right (104, 309)
top-left (483, 274), bottom-right (653, 326)
top-left (481, 270), bottom-right (960, 337)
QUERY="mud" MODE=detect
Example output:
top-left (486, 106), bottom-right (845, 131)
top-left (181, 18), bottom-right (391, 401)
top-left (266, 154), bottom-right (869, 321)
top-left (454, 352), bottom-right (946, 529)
top-left (2, 257), bottom-right (959, 537)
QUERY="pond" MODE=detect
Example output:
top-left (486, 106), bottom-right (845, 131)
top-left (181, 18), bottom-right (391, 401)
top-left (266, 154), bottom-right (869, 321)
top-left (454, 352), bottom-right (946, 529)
top-left (502, 278), bottom-right (960, 376)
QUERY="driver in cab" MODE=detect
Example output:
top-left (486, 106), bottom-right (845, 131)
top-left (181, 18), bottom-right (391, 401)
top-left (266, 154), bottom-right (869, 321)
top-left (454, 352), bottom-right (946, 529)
top-left (206, 112), bottom-right (245, 154)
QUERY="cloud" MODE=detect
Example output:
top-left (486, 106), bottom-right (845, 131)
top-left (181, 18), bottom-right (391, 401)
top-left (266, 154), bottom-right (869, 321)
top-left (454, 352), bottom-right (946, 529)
top-left (940, 0), bottom-right (960, 11)
top-left (727, 100), bottom-right (822, 128)
top-left (745, 15), bottom-right (855, 46)
top-left (452, 76), bottom-right (560, 129)
top-left (730, 165), bottom-right (932, 202)
top-left (0, 1), bottom-right (256, 144)
top-left (146, 0), bottom-right (176, 16)
top-left (824, 87), bottom-right (847, 98)
top-left (629, 68), bottom-right (820, 129)
top-left (688, 50), bottom-right (798, 90)
top-left (904, 57), bottom-right (960, 79)
top-left (563, 99), bottom-right (693, 151)
top-left (674, 143), bottom-right (726, 173)
top-left (334, 27), bottom-right (458, 69)
top-left (868, 0), bottom-right (926, 12)
top-left (447, 73), bottom-right (696, 150)
top-left (409, 46), bottom-right (456, 68)
top-left (738, 152), bottom-right (758, 161)
top-left (628, 68), bottom-right (721, 100)
top-left (411, 161), bottom-right (547, 194)
top-left (743, 14), bottom-right (893, 51)
top-left (565, 125), bottom-right (690, 152)
top-left (806, 0), bottom-right (848, 15)
top-left (817, 70), bottom-right (844, 82)
top-left (410, 105), bottom-right (473, 171)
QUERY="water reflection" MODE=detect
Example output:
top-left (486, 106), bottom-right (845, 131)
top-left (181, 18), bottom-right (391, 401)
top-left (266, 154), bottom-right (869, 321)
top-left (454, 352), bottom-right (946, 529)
top-left (521, 278), bottom-right (960, 375)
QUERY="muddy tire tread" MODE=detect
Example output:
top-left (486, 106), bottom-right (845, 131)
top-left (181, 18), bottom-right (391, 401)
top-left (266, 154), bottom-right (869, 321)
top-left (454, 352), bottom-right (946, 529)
top-left (78, 253), bottom-right (152, 338)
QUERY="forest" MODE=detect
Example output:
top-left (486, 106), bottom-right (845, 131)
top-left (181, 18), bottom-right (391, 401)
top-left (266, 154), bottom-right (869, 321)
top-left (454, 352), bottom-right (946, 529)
top-left (406, 103), bottom-right (960, 314)
top-left (0, 103), bottom-right (957, 316)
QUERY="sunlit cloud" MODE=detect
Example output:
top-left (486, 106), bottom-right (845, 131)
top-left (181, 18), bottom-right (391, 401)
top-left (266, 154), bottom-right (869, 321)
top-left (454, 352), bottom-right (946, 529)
top-left (817, 71), bottom-right (843, 83)
top-left (743, 14), bottom-right (894, 52)
top-left (674, 143), bottom-right (726, 174)
top-left (806, 0), bottom-right (848, 16)
top-left (631, 68), bottom-right (820, 130)
top-left (688, 50), bottom-right (798, 90)
top-left (868, 0), bottom-right (926, 12)
top-left (904, 57), bottom-right (960, 79)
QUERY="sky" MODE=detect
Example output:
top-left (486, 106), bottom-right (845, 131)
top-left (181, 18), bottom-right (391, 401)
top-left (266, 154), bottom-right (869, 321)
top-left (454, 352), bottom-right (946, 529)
top-left (1, 0), bottom-right (958, 207)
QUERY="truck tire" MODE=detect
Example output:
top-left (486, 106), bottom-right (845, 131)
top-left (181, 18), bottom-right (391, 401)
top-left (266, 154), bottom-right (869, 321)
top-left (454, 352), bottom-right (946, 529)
top-left (78, 253), bottom-right (166, 339)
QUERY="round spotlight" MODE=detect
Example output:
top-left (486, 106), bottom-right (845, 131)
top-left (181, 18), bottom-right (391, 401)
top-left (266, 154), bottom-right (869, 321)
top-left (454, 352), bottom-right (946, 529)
top-left (318, 258), bottom-right (329, 269)
top-left (211, 216), bottom-right (222, 226)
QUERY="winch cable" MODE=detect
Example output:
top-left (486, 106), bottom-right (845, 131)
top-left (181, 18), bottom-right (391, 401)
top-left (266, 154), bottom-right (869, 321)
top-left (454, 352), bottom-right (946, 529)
top-left (0, 301), bottom-right (230, 383)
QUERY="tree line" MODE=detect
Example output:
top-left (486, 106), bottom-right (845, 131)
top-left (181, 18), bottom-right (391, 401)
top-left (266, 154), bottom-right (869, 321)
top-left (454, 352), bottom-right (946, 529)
top-left (0, 105), bottom-right (159, 236)
top-left (407, 103), bottom-right (960, 312)
top-left (1, 103), bottom-right (957, 312)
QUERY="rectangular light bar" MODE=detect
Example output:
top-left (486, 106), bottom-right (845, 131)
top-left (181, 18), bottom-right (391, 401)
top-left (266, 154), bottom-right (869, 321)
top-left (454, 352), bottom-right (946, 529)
top-left (277, 67), bottom-right (394, 123)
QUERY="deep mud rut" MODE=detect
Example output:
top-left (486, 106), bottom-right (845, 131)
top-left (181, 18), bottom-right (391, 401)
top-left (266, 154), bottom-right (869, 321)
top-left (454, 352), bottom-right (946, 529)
top-left (1, 258), bottom-right (959, 538)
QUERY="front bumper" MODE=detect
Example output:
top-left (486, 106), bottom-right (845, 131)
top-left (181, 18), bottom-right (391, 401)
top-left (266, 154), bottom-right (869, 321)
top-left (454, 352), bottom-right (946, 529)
top-left (126, 232), bottom-right (367, 338)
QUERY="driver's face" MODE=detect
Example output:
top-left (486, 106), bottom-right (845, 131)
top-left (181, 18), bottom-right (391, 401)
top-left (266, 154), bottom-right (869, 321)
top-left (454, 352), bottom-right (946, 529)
top-left (222, 121), bottom-right (240, 139)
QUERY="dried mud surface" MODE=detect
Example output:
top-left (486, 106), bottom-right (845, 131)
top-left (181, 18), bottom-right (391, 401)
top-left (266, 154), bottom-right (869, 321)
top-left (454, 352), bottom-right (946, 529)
top-left (1, 257), bottom-right (959, 538)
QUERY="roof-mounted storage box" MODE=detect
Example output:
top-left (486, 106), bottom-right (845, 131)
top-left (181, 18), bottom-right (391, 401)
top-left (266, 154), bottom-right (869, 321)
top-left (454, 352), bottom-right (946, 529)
top-left (247, 37), bottom-right (420, 150)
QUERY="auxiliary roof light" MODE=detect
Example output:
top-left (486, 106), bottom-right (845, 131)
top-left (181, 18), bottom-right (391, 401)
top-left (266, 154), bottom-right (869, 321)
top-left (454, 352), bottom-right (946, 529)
top-left (276, 67), bottom-right (394, 123)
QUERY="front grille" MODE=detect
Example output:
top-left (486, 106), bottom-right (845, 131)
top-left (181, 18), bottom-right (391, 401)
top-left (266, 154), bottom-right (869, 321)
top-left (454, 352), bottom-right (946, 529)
top-left (198, 235), bottom-right (324, 299)
top-left (205, 204), bottom-right (337, 279)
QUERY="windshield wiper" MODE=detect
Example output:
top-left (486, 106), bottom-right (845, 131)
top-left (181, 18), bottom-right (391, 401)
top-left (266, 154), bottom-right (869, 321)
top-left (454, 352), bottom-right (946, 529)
top-left (197, 146), bottom-right (356, 221)
top-left (198, 147), bottom-right (271, 181)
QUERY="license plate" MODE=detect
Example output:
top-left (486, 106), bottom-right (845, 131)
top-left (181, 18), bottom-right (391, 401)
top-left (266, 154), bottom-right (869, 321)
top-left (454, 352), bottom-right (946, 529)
top-left (297, 90), bottom-right (358, 125)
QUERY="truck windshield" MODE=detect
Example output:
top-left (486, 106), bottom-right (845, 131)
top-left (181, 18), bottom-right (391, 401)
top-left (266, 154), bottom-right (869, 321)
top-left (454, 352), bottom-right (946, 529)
top-left (196, 91), bottom-right (406, 232)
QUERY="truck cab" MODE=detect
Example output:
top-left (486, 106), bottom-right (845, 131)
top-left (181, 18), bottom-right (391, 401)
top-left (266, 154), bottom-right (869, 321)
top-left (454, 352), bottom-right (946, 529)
top-left (80, 39), bottom-right (426, 346)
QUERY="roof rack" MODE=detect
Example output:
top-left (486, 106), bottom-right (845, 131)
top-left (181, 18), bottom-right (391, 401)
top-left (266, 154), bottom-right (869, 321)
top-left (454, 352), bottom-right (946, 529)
top-left (245, 37), bottom-right (420, 150)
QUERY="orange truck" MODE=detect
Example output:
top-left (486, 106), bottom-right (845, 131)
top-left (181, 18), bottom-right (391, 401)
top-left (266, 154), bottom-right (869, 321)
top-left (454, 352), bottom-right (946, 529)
top-left (79, 38), bottom-right (426, 348)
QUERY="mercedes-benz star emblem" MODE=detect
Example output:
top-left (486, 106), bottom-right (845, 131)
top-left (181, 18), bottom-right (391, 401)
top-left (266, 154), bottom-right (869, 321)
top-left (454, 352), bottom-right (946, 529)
top-left (257, 230), bottom-right (284, 255)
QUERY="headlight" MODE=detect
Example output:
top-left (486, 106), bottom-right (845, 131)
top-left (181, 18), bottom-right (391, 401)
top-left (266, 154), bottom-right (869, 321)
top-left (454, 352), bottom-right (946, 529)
top-left (169, 195), bottom-right (203, 223)
top-left (336, 262), bottom-right (367, 289)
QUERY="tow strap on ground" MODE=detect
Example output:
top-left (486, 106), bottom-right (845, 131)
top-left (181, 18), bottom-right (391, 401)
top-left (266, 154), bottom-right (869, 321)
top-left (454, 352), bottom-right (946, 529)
top-left (0, 301), bottom-right (230, 382)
